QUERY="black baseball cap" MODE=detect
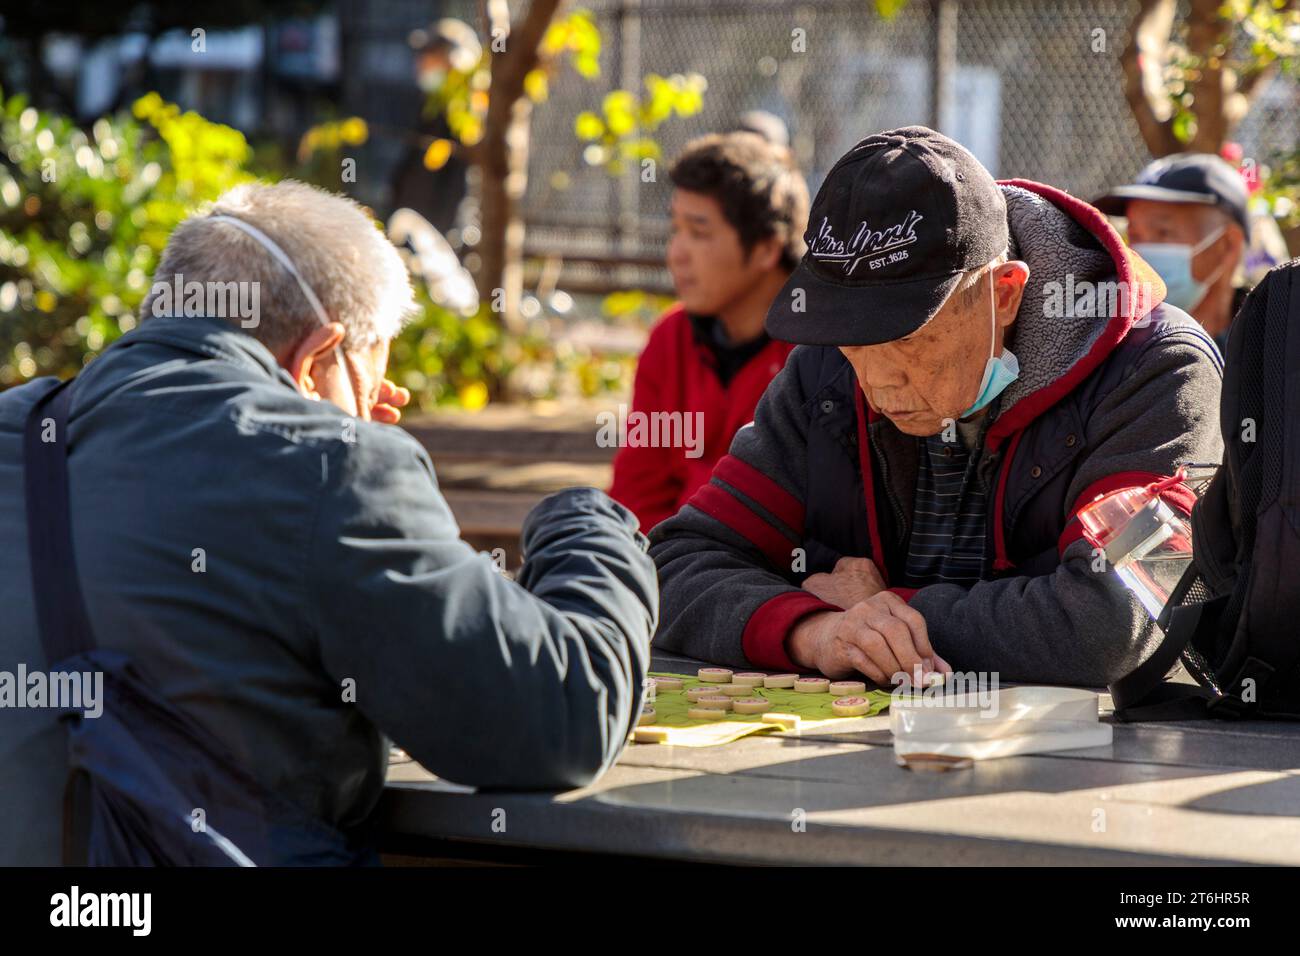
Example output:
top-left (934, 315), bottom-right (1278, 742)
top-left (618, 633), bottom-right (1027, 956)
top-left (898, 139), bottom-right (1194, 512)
top-left (1092, 153), bottom-right (1250, 239)
top-left (766, 126), bottom-right (1008, 347)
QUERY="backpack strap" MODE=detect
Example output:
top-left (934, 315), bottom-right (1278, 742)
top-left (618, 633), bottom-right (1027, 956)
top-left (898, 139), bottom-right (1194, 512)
top-left (24, 378), bottom-right (97, 667)
top-left (1109, 600), bottom-right (1212, 721)
top-left (1108, 562), bottom-right (1229, 722)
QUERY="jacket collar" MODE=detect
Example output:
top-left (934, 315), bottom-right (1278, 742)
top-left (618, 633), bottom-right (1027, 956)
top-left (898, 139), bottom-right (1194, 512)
top-left (112, 316), bottom-right (293, 386)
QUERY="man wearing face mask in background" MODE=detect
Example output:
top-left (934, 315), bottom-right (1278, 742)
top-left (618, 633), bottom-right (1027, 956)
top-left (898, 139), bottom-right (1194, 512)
top-left (389, 19), bottom-right (480, 233)
top-left (1094, 153), bottom-right (1251, 353)
top-left (650, 127), bottom-right (1223, 689)
top-left (0, 180), bottom-right (657, 864)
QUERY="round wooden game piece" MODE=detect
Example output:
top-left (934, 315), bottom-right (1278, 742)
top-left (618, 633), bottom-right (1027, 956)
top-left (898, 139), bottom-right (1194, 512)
top-left (697, 667), bottom-right (733, 683)
top-left (695, 695), bottom-right (732, 711)
top-left (650, 677), bottom-right (683, 691)
top-left (686, 686), bottom-right (719, 703)
top-left (688, 707), bottom-right (726, 720)
top-left (719, 684), bottom-right (752, 697)
top-left (733, 672), bottom-right (766, 687)
top-left (831, 696), bottom-right (871, 716)
top-left (638, 707), bottom-right (657, 724)
top-left (794, 677), bottom-right (831, 693)
top-left (732, 698), bottom-right (771, 715)
top-left (763, 673), bottom-right (798, 689)
top-left (829, 680), bottom-right (867, 697)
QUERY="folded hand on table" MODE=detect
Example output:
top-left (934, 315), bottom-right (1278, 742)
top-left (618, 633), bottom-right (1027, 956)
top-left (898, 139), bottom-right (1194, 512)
top-left (794, 558), bottom-right (951, 685)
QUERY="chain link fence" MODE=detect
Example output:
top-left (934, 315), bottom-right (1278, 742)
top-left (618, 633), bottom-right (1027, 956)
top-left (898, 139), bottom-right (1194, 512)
top-left (340, 0), bottom-right (1299, 290)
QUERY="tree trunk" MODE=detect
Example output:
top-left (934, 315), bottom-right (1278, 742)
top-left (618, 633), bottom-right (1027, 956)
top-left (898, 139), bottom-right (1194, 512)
top-left (470, 0), bottom-right (563, 333)
top-left (1121, 0), bottom-right (1291, 158)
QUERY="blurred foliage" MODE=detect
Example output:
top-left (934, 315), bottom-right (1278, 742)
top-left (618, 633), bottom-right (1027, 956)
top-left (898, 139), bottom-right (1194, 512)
top-left (0, 88), bottom-right (255, 386)
top-left (1165, 1), bottom-right (1300, 149)
top-left (0, 88), bottom-right (641, 408)
top-left (390, 283), bottom-right (638, 409)
top-left (426, 8), bottom-right (602, 154)
top-left (601, 289), bottom-right (677, 326)
top-left (572, 73), bottom-right (707, 176)
top-left (421, 8), bottom-right (705, 179)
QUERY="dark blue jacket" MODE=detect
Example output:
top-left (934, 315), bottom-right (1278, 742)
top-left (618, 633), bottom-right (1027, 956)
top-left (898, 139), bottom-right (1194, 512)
top-left (0, 316), bottom-right (657, 865)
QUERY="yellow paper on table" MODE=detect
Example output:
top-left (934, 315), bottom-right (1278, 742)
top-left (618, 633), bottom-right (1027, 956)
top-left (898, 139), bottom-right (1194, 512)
top-left (635, 672), bottom-right (893, 747)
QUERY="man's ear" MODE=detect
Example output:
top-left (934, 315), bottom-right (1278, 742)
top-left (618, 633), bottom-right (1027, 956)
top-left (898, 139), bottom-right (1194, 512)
top-left (993, 260), bottom-right (1031, 326)
top-left (1222, 223), bottom-right (1246, 268)
top-left (747, 235), bottom-right (784, 273)
top-left (283, 322), bottom-right (347, 399)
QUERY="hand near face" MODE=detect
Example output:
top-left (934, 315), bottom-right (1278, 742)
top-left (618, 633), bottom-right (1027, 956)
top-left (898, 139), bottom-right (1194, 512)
top-left (370, 379), bottom-right (411, 424)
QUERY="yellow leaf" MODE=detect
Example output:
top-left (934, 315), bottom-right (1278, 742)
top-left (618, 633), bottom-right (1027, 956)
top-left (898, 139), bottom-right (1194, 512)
top-left (458, 381), bottom-right (489, 411)
top-left (525, 69), bottom-right (549, 103)
top-left (340, 117), bottom-right (368, 145)
top-left (458, 115), bottom-right (483, 147)
top-left (423, 138), bottom-right (453, 171)
top-left (574, 111), bottom-right (605, 140)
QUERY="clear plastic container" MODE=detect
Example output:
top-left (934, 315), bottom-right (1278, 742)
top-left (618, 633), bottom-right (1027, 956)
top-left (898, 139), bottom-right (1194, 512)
top-left (1077, 478), bottom-right (1194, 621)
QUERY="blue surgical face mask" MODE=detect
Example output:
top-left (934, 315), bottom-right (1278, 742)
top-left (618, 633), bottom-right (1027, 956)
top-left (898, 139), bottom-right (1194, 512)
top-left (958, 264), bottom-right (1019, 420)
top-left (1131, 224), bottom-right (1226, 313)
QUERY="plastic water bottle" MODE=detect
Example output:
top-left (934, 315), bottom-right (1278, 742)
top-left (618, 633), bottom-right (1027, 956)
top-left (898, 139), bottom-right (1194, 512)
top-left (1077, 475), bottom-right (1194, 622)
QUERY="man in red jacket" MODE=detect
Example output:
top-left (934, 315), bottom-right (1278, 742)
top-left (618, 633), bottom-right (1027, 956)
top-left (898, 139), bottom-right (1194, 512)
top-left (609, 131), bottom-right (810, 531)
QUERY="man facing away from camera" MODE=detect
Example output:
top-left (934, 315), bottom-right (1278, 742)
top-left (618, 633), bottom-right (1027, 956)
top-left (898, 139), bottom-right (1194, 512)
top-left (651, 127), bottom-right (1224, 689)
top-left (0, 180), bottom-right (657, 865)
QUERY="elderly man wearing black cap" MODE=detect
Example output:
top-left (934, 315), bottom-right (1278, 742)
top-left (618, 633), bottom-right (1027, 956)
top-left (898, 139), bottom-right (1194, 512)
top-left (1094, 153), bottom-right (1251, 351)
top-left (649, 127), bottom-right (1224, 689)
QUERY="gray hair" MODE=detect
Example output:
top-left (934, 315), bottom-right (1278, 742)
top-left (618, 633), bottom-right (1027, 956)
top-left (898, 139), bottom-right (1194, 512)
top-left (141, 180), bottom-right (418, 351)
top-left (956, 248), bottom-right (1011, 309)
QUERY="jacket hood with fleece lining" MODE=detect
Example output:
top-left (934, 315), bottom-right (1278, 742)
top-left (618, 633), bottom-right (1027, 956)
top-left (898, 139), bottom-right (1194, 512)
top-left (985, 179), bottom-right (1168, 451)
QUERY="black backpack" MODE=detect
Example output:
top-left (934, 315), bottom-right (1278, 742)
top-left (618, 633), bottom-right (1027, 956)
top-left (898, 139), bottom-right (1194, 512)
top-left (1109, 259), bottom-right (1300, 721)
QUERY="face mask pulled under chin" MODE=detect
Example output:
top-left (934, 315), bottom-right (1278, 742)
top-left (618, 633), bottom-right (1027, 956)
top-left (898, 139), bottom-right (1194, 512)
top-left (957, 262), bottom-right (1019, 420)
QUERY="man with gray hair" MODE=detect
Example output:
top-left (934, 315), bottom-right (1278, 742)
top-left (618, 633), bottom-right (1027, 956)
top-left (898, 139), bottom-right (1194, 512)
top-left (0, 180), bottom-right (657, 865)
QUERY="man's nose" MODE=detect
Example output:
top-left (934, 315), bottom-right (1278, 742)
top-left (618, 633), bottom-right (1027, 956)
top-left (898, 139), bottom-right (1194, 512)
top-left (666, 235), bottom-right (689, 269)
top-left (841, 345), bottom-right (907, 388)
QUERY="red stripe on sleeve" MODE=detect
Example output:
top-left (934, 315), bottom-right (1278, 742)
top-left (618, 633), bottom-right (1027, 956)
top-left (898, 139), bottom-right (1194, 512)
top-left (742, 591), bottom-right (839, 671)
top-left (688, 482), bottom-right (798, 568)
top-left (712, 455), bottom-right (805, 535)
top-left (1057, 471), bottom-right (1199, 556)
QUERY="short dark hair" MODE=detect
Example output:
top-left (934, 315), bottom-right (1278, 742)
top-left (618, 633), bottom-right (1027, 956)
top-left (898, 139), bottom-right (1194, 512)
top-left (669, 132), bottom-right (810, 272)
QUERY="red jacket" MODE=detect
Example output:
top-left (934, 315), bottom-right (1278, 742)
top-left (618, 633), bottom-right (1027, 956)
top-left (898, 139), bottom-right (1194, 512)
top-left (609, 305), bottom-right (794, 532)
